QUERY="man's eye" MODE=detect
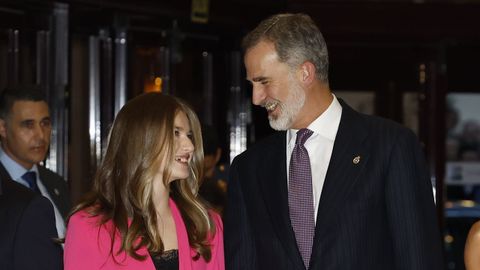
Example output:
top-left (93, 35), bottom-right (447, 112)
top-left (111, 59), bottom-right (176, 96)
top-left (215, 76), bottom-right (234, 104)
top-left (261, 80), bottom-right (269, 85)
top-left (22, 122), bottom-right (34, 128)
top-left (41, 120), bottom-right (51, 127)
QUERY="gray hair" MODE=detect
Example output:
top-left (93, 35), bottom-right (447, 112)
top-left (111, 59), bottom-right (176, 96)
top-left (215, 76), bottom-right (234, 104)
top-left (242, 13), bottom-right (329, 83)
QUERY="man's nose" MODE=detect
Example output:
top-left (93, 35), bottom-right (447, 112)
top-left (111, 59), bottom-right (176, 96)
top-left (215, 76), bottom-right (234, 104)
top-left (251, 85), bottom-right (266, 106)
top-left (33, 125), bottom-right (47, 140)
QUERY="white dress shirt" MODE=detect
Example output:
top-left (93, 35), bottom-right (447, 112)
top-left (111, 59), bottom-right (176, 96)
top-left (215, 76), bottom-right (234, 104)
top-left (0, 148), bottom-right (66, 238)
top-left (286, 94), bottom-right (342, 224)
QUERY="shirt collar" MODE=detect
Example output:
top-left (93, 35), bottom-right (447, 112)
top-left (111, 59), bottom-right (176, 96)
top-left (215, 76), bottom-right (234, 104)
top-left (287, 94), bottom-right (343, 144)
top-left (0, 146), bottom-right (39, 180)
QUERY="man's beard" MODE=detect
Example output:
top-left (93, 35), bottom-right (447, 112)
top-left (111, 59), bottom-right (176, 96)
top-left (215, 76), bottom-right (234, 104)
top-left (268, 78), bottom-right (305, 131)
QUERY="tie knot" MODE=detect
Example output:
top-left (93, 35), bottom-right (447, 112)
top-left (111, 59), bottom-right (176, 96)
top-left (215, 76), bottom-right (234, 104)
top-left (295, 128), bottom-right (313, 146)
top-left (22, 171), bottom-right (38, 191)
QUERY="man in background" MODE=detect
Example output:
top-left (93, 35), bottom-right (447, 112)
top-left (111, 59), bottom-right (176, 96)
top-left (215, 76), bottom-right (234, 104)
top-left (0, 173), bottom-right (63, 269)
top-left (199, 124), bottom-right (227, 216)
top-left (0, 85), bottom-right (71, 238)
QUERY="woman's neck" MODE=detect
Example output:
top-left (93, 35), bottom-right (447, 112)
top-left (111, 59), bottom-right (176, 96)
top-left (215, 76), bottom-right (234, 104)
top-left (151, 178), bottom-right (178, 251)
top-left (152, 177), bottom-right (171, 216)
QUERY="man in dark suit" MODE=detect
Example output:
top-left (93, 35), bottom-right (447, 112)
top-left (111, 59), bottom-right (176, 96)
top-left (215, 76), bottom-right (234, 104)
top-left (225, 13), bottom-right (444, 270)
top-left (0, 174), bottom-right (63, 269)
top-left (0, 85), bottom-right (71, 239)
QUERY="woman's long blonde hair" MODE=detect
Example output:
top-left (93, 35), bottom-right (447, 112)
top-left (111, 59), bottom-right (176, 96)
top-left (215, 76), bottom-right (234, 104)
top-left (70, 93), bottom-right (214, 261)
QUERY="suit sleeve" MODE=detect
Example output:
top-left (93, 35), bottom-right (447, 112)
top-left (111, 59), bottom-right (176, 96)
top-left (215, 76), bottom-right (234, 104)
top-left (224, 158), bottom-right (257, 270)
top-left (14, 195), bottom-right (63, 270)
top-left (64, 212), bottom-right (101, 270)
top-left (385, 129), bottom-right (444, 270)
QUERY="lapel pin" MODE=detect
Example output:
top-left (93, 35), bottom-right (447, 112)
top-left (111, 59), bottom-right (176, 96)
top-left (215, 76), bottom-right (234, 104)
top-left (54, 188), bottom-right (60, 196)
top-left (353, 156), bottom-right (361, 164)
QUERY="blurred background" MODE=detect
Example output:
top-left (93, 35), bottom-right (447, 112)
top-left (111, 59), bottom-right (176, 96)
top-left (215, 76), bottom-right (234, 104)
top-left (1, 0), bottom-right (479, 268)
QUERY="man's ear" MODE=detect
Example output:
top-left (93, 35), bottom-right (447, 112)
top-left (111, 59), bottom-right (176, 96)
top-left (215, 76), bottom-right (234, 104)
top-left (298, 61), bottom-right (316, 86)
top-left (0, 118), bottom-right (7, 139)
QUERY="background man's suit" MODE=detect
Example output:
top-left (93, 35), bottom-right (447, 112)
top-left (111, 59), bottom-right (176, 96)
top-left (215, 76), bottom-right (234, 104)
top-left (0, 175), bottom-right (63, 270)
top-left (225, 101), bottom-right (444, 270)
top-left (0, 163), bottom-right (71, 218)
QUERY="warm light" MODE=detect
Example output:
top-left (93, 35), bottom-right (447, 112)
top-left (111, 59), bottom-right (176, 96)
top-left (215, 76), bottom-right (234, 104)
top-left (444, 234), bottom-right (454, 244)
top-left (419, 63), bottom-right (426, 84)
top-left (444, 201), bottom-right (454, 208)
top-left (144, 76), bottom-right (162, 93)
top-left (155, 77), bottom-right (162, 88)
top-left (460, 200), bottom-right (476, 207)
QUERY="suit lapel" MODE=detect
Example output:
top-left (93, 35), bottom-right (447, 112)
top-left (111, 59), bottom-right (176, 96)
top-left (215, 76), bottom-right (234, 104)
top-left (0, 163), bottom-right (12, 186)
top-left (310, 101), bottom-right (370, 266)
top-left (0, 163), bottom-right (10, 196)
top-left (38, 166), bottom-right (69, 218)
top-left (258, 132), bottom-right (305, 268)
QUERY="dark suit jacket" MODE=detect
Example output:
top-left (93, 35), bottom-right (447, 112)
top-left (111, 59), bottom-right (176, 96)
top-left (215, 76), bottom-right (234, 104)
top-left (225, 101), bottom-right (444, 270)
top-left (0, 163), bottom-right (71, 218)
top-left (0, 175), bottom-right (63, 270)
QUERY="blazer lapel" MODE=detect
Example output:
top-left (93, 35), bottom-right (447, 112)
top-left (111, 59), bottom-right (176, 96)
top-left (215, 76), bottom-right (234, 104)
top-left (258, 132), bottom-right (305, 268)
top-left (310, 101), bottom-right (370, 266)
top-left (170, 198), bottom-right (194, 270)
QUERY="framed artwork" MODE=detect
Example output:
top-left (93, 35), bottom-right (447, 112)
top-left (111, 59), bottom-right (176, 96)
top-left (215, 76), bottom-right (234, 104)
top-left (445, 93), bottom-right (480, 186)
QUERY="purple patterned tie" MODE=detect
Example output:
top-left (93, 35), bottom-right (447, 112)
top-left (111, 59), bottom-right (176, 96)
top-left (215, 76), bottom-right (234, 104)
top-left (289, 128), bottom-right (315, 269)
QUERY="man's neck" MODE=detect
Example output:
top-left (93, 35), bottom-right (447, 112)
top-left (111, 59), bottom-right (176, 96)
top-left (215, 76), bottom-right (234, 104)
top-left (0, 145), bottom-right (33, 170)
top-left (292, 84), bottom-right (333, 129)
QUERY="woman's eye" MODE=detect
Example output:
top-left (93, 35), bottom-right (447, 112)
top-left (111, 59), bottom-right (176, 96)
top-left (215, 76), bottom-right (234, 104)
top-left (174, 130), bottom-right (180, 136)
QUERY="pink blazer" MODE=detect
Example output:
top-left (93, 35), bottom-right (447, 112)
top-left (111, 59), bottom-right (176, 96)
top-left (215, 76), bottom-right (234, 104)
top-left (64, 199), bottom-right (224, 270)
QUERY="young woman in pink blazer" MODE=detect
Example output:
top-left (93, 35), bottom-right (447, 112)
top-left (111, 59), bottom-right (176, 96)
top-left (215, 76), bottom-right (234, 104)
top-left (64, 93), bottom-right (224, 270)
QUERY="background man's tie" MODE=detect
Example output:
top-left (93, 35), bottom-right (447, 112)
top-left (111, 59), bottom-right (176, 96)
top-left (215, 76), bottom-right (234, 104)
top-left (289, 128), bottom-right (315, 269)
top-left (22, 171), bottom-right (39, 193)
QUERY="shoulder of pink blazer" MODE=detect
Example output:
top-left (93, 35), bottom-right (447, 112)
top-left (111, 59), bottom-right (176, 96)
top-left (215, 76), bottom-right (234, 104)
top-left (65, 209), bottom-right (154, 270)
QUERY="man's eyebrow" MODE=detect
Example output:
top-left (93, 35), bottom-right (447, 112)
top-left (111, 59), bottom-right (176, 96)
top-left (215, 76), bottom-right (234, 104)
top-left (19, 119), bottom-right (35, 126)
top-left (251, 76), bottom-right (268, 82)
